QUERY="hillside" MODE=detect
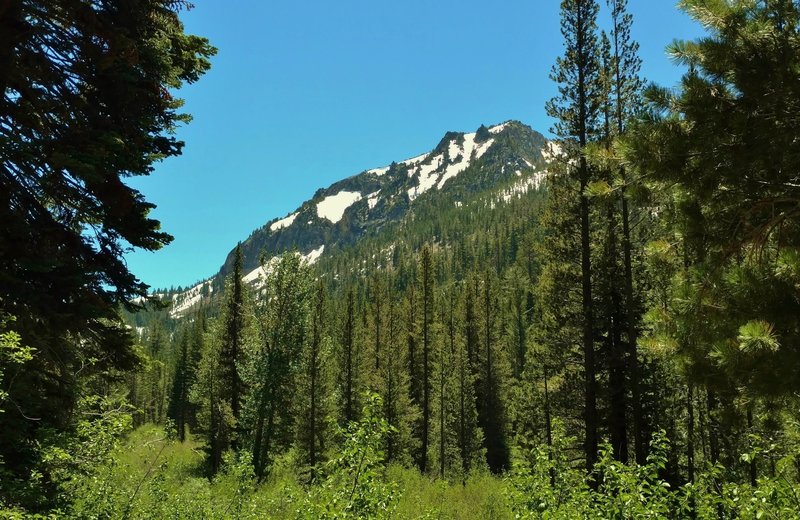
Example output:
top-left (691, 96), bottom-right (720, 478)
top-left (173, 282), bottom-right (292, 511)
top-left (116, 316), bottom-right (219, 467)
top-left (165, 120), bottom-right (552, 317)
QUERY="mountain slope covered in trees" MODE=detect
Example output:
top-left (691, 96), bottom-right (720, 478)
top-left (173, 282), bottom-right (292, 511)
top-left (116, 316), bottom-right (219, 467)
top-left (163, 120), bottom-right (551, 317)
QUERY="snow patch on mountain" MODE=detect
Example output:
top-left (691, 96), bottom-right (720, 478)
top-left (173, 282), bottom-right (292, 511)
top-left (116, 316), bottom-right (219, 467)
top-left (541, 141), bottom-right (564, 162)
top-left (437, 132), bottom-right (494, 189)
top-left (367, 191), bottom-right (380, 210)
top-left (270, 212), bottom-right (298, 232)
top-left (367, 166), bottom-right (390, 176)
top-left (170, 280), bottom-right (213, 318)
top-left (498, 171), bottom-right (546, 204)
top-left (317, 191), bottom-right (362, 223)
top-left (489, 122), bottom-right (511, 134)
top-left (407, 154), bottom-right (444, 200)
top-left (401, 153), bottom-right (429, 166)
top-left (243, 265), bottom-right (268, 285)
top-left (448, 139), bottom-right (462, 160)
top-left (241, 246), bottom-right (324, 288)
top-left (302, 244), bottom-right (325, 264)
top-left (406, 130), bottom-right (495, 200)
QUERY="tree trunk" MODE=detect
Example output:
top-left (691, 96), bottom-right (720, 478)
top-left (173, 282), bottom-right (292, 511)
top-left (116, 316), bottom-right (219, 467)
top-left (747, 407), bottom-right (757, 487)
top-left (310, 340), bottom-right (318, 470)
top-left (621, 191), bottom-right (644, 464)
top-left (687, 384), bottom-right (695, 484)
top-left (576, 4), bottom-right (598, 473)
top-left (607, 206), bottom-right (628, 463)
top-left (707, 390), bottom-right (720, 465)
top-left (420, 252), bottom-right (431, 474)
top-left (579, 157), bottom-right (598, 473)
top-left (543, 360), bottom-right (555, 488)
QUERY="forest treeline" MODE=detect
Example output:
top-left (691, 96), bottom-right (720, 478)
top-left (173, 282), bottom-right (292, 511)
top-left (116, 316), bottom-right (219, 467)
top-left (2, 0), bottom-right (800, 518)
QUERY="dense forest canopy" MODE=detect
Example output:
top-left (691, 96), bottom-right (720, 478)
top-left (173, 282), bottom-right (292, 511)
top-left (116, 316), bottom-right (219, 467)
top-left (2, 0), bottom-right (800, 518)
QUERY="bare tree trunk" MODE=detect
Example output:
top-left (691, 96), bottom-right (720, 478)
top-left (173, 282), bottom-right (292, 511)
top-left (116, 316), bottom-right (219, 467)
top-left (687, 384), bottom-right (695, 484)
top-left (543, 360), bottom-right (555, 488)
top-left (747, 407), bottom-right (757, 487)
top-left (607, 205), bottom-right (628, 463)
top-left (621, 191), bottom-right (644, 463)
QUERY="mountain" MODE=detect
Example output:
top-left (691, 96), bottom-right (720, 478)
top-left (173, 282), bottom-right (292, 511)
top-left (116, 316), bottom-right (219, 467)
top-left (166, 120), bottom-right (553, 317)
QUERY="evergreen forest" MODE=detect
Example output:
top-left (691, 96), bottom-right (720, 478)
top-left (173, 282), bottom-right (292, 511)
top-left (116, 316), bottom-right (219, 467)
top-left (2, 0), bottom-right (800, 518)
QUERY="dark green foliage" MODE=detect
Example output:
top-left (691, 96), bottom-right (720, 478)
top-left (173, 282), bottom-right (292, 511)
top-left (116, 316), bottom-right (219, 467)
top-left (607, 0), bottom-right (646, 465)
top-left (374, 294), bottom-right (419, 465)
top-left (337, 288), bottom-right (362, 426)
top-left (0, 0), bottom-right (214, 508)
top-left (477, 271), bottom-right (510, 474)
top-left (418, 246), bottom-right (434, 473)
top-left (629, 0), bottom-right (800, 398)
top-left (167, 312), bottom-right (205, 443)
top-left (221, 245), bottom-right (247, 430)
top-left (245, 252), bottom-right (311, 478)
top-left (190, 262), bottom-right (254, 475)
top-left (546, 0), bottom-right (604, 472)
top-left (295, 280), bottom-right (332, 476)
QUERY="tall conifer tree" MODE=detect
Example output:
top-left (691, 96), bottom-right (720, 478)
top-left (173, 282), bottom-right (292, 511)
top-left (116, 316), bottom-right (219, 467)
top-left (546, 0), bottom-right (603, 471)
top-left (247, 253), bottom-right (310, 478)
top-left (296, 280), bottom-right (330, 476)
top-left (221, 244), bottom-right (247, 436)
top-left (418, 246), bottom-right (434, 472)
top-left (607, 0), bottom-right (645, 463)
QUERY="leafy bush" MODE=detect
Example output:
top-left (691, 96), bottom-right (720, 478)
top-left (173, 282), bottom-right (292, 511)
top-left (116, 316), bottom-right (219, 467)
top-left (300, 393), bottom-right (398, 519)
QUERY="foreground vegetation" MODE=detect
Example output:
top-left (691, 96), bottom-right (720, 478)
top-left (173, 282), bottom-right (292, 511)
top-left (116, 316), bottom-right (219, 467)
top-left (5, 399), bottom-right (798, 519)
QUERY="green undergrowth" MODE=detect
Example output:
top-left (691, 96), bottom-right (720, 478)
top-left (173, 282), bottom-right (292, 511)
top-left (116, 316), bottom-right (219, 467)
top-left (16, 414), bottom-right (799, 519)
top-left (57, 424), bottom-right (512, 519)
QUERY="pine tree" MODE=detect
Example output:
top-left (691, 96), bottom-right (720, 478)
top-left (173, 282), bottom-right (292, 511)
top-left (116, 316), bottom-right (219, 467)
top-left (529, 166), bottom-right (584, 447)
top-left (597, 30), bottom-right (629, 463)
top-left (546, 0), bottom-right (603, 472)
top-left (191, 320), bottom-right (233, 475)
top-left (418, 246), bottom-right (434, 472)
top-left (186, 308), bottom-right (208, 433)
top-left (295, 280), bottom-right (331, 477)
top-left (190, 248), bottom-right (254, 474)
top-left (338, 288), bottom-right (361, 425)
top-left (246, 252), bottom-right (311, 478)
top-left (478, 270), bottom-right (510, 473)
top-left (504, 266), bottom-right (529, 381)
top-left (376, 291), bottom-right (419, 465)
top-left (406, 274), bottom-right (422, 423)
top-left (141, 322), bottom-right (169, 425)
top-left (454, 290), bottom-right (483, 477)
top-left (434, 292), bottom-right (452, 479)
top-left (0, 3), bottom-right (214, 498)
top-left (627, 0), bottom-right (800, 483)
top-left (221, 244), bottom-right (247, 435)
top-left (168, 329), bottom-right (191, 442)
top-left (369, 272), bottom-right (386, 372)
top-left (433, 285), bottom-right (482, 479)
top-left (607, 0), bottom-right (645, 464)
top-left (464, 274), bottom-right (480, 372)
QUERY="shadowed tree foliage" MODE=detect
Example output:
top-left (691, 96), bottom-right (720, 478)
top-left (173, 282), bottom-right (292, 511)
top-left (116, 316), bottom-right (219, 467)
top-left (0, 0), bottom-right (214, 505)
top-left (545, 0), bottom-right (603, 472)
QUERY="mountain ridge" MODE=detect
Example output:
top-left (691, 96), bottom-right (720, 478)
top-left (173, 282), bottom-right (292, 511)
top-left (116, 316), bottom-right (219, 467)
top-left (166, 120), bottom-right (552, 317)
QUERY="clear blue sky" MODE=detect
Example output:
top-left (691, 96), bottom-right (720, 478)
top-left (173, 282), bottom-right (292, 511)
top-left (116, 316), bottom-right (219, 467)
top-left (125, 0), bottom-right (704, 290)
